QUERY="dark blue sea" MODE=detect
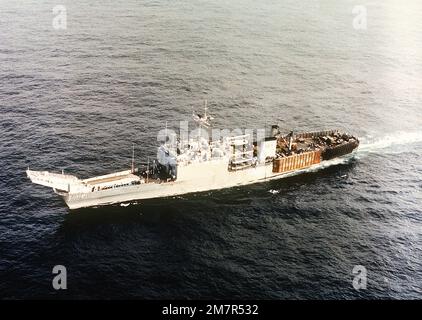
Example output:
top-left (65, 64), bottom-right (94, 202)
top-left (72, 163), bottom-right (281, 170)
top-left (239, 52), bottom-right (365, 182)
top-left (1, 0), bottom-right (422, 299)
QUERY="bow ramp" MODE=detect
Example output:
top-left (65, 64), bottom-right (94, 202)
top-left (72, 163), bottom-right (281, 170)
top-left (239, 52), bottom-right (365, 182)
top-left (26, 169), bottom-right (141, 194)
top-left (26, 169), bottom-right (82, 192)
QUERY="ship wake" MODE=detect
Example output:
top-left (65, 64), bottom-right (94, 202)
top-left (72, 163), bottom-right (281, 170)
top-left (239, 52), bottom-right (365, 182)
top-left (358, 131), bottom-right (422, 155)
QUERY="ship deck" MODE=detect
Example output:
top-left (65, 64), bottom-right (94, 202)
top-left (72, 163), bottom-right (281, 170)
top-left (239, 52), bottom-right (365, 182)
top-left (84, 173), bottom-right (140, 185)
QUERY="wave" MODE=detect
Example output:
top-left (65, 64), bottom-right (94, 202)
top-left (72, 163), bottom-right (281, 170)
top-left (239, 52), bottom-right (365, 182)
top-left (358, 131), bottom-right (422, 154)
top-left (119, 201), bottom-right (139, 207)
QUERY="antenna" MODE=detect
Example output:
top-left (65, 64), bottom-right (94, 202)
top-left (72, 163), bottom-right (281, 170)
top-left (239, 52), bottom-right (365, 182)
top-left (204, 99), bottom-right (214, 121)
top-left (147, 156), bottom-right (149, 183)
top-left (131, 143), bottom-right (135, 173)
top-left (264, 119), bottom-right (267, 180)
top-left (165, 121), bottom-right (168, 147)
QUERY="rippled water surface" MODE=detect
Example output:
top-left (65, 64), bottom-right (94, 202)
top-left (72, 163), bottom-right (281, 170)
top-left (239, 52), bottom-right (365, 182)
top-left (1, 0), bottom-right (422, 299)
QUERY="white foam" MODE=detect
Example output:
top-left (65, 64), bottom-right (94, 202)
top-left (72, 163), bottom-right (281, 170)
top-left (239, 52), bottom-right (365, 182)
top-left (359, 131), bottom-right (422, 154)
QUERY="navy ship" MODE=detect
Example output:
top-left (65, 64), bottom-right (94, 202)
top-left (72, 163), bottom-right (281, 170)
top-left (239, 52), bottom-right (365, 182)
top-left (27, 110), bottom-right (359, 210)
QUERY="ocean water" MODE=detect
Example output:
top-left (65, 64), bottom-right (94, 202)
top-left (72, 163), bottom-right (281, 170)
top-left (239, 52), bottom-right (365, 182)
top-left (1, 0), bottom-right (422, 299)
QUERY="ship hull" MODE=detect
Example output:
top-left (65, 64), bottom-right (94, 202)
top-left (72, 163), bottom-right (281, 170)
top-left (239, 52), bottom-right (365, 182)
top-left (63, 151), bottom-right (355, 210)
top-left (27, 128), bottom-right (359, 210)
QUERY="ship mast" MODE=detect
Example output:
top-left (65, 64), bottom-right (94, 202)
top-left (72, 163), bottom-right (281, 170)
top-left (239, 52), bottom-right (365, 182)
top-left (131, 143), bottom-right (135, 173)
top-left (147, 156), bottom-right (149, 183)
top-left (204, 99), bottom-right (208, 119)
top-left (165, 121), bottom-right (168, 147)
